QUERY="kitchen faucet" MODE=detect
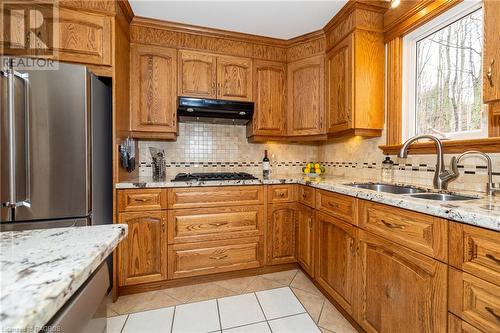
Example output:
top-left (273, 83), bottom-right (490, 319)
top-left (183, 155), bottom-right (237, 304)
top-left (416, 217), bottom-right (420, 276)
top-left (398, 134), bottom-right (458, 190)
top-left (452, 151), bottom-right (500, 197)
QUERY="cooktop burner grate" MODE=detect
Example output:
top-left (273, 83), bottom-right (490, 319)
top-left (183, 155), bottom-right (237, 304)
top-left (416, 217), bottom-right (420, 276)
top-left (172, 172), bottom-right (258, 182)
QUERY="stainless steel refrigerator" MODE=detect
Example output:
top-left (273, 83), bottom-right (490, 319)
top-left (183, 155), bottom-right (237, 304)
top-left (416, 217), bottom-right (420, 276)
top-left (1, 58), bottom-right (112, 231)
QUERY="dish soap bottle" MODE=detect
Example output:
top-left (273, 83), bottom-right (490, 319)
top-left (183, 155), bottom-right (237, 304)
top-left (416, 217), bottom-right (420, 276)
top-left (381, 156), bottom-right (394, 183)
top-left (263, 150), bottom-right (270, 179)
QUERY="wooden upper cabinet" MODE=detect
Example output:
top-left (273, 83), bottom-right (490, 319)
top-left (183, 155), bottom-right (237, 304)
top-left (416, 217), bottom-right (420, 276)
top-left (54, 8), bottom-right (112, 66)
top-left (267, 203), bottom-right (297, 265)
top-left (178, 51), bottom-right (217, 98)
top-left (217, 55), bottom-right (252, 101)
top-left (356, 231), bottom-right (447, 333)
top-left (484, 0), bottom-right (500, 103)
top-left (287, 55), bottom-right (325, 136)
top-left (118, 211), bottom-right (167, 286)
top-left (130, 44), bottom-right (177, 136)
top-left (326, 35), bottom-right (352, 133)
top-left (250, 60), bottom-right (287, 136)
top-left (326, 31), bottom-right (384, 137)
top-left (1, 6), bottom-right (111, 66)
top-left (296, 204), bottom-right (315, 277)
top-left (315, 211), bottom-right (357, 314)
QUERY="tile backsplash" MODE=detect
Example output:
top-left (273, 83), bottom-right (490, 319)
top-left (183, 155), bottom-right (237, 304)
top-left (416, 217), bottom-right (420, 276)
top-left (138, 123), bottom-right (319, 177)
top-left (137, 123), bottom-right (499, 194)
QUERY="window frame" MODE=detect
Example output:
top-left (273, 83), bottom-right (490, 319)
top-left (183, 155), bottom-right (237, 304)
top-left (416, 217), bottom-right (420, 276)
top-left (402, 0), bottom-right (486, 142)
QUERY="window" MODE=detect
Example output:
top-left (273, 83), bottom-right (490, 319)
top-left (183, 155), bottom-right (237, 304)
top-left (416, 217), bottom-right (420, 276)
top-left (402, 1), bottom-right (487, 141)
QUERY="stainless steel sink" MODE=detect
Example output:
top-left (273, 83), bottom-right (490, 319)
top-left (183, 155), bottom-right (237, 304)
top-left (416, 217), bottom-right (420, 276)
top-left (408, 193), bottom-right (478, 201)
top-left (345, 183), bottom-right (428, 194)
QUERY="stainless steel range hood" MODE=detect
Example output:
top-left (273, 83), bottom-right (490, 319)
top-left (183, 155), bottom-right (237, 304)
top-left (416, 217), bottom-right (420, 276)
top-left (177, 97), bottom-right (254, 125)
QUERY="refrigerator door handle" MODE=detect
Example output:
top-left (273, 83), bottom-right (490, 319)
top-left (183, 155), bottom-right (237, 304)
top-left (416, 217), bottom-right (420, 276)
top-left (3, 65), bottom-right (16, 210)
top-left (13, 70), bottom-right (30, 208)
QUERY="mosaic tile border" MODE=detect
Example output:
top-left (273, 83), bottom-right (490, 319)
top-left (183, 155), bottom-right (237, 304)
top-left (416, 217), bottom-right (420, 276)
top-left (138, 161), bottom-right (499, 175)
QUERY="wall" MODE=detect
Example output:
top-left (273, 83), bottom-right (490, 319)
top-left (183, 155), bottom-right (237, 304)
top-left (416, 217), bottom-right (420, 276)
top-left (136, 123), bottom-right (499, 193)
top-left (138, 122), bottom-right (318, 178)
top-left (317, 132), bottom-right (500, 193)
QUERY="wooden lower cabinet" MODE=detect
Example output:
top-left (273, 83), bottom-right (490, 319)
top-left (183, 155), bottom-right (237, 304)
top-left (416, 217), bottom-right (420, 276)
top-left (167, 205), bottom-right (264, 244)
top-left (449, 267), bottom-right (500, 333)
top-left (356, 230), bottom-right (447, 333)
top-left (118, 211), bottom-right (168, 286)
top-left (168, 237), bottom-right (263, 279)
top-left (296, 204), bottom-right (315, 276)
top-left (315, 211), bottom-right (357, 314)
top-left (267, 203), bottom-right (297, 265)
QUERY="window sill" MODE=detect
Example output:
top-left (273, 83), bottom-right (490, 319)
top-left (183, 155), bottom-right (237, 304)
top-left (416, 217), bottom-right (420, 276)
top-left (379, 137), bottom-right (500, 155)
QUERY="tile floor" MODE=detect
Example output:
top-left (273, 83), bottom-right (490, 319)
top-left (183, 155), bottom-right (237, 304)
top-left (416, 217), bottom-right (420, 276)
top-left (107, 270), bottom-right (358, 333)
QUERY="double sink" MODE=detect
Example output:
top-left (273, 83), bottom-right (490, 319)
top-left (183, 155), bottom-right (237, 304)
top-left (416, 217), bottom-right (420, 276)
top-left (345, 183), bottom-right (478, 201)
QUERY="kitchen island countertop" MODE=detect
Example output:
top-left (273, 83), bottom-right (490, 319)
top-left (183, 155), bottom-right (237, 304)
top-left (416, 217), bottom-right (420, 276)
top-left (0, 224), bottom-right (128, 332)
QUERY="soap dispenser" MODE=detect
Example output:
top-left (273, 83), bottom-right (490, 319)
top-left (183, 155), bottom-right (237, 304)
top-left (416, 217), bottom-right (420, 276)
top-left (381, 156), bottom-right (394, 183)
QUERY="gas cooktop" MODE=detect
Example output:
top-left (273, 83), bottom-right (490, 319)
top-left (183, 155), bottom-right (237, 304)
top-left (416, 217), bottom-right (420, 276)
top-left (172, 172), bottom-right (258, 182)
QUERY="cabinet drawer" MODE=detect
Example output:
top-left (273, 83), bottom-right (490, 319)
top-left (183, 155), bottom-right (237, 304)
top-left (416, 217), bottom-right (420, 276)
top-left (316, 190), bottom-right (355, 223)
top-left (168, 206), bottom-right (264, 244)
top-left (168, 237), bottom-right (263, 279)
top-left (449, 223), bottom-right (500, 286)
top-left (298, 185), bottom-right (315, 208)
top-left (449, 268), bottom-right (500, 333)
top-left (118, 189), bottom-right (167, 212)
top-left (168, 186), bottom-right (263, 209)
top-left (448, 313), bottom-right (484, 333)
top-left (358, 200), bottom-right (447, 261)
top-left (268, 185), bottom-right (296, 203)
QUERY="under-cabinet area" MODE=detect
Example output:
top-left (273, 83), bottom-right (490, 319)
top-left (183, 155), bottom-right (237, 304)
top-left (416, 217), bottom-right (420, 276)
top-left (115, 184), bottom-right (500, 333)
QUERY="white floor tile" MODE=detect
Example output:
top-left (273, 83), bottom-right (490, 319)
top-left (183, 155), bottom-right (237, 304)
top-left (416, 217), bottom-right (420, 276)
top-left (255, 287), bottom-right (305, 320)
top-left (268, 313), bottom-right (321, 333)
top-left (223, 321), bottom-right (271, 333)
top-left (218, 293), bottom-right (266, 329)
top-left (122, 307), bottom-right (174, 333)
top-left (107, 314), bottom-right (128, 333)
top-left (172, 299), bottom-right (220, 333)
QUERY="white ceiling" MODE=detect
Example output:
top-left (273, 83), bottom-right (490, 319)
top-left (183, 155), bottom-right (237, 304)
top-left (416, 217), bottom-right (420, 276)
top-left (129, 1), bottom-right (349, 40)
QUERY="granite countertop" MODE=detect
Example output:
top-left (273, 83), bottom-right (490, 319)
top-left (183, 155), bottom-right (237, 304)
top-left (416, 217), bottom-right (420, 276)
top-left (0, 224), bottom-right (128, 332)
top-left (116, 175), bottom-right (500, 232)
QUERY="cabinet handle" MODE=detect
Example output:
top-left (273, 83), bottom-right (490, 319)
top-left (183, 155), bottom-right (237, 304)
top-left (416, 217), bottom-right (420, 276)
top-left (209, 222), bottom-right (229, 228)
top-left (347, 110), bottom-right (352, 122)
top-left (487, 59), bottom-right (495, 87)
top-left (486, 253), bottom-right (500, 265)
top-left (308, 217), bottom-right (313, 229)
top-left (302, 193), bottom-right (307, 199)
top-left (381, 219), bottom-right (405, 229)
top-left (327, 202), bottom-right (338, 209)
top-left (134, 198), bottom-right (148, 202)
top-left (486, 307), bottom-right (500, 322)
top-left (209, 254), bottom-right (228, 260)
top-left (212, 81), bottom-right (216, 96)
top-left (279, 192), bottom-right (285, 197)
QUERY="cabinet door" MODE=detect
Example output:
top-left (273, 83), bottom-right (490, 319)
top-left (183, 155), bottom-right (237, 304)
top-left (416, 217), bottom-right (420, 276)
top-left (296, 204), bottom-right (314, 276)
top-left (356, 231), bottom-right (447, 333)
top-left (484, 0), bottom-right (500, 103)
top-left (1, 7), bottom-right (112, 65)
top-left (287, 55), bottom-right (325, 135)
top-left (267, 203), bottom-right (296, 265)
top-left (118, 211), bottom-right (167, 286)
top-left (326, 34), bottom-right (353, 133)
top-left (315, 211), bottom-right (357, 314)
top-left (217, 55), bottom-right (252, 101)
top-left (178, 51), bottom-right (217, 98)
top-left (130, 44), bottom-right (177, 133)
top-left (251, 60), bottom-right (286, 136)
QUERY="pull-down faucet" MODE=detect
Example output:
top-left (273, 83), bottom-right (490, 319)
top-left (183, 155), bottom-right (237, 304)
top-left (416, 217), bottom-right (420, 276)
top-left (398, 135), bottom-right (458, 191)
top-left (453, 151), bottom-right (500, 197)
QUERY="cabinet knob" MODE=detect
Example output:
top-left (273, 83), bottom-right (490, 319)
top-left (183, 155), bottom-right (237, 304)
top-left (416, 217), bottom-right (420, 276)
top-left (487, 59), bottom-right (495, 87)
